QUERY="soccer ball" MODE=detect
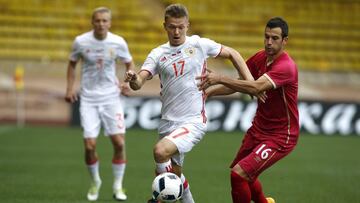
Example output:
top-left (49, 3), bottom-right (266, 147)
top-left (151, 172), bottom-right (183, 202)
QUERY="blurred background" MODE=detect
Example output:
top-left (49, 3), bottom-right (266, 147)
top-left (0, 1), bottom-right (359, 202)
top-left (0, 0), bottom-right (359, 129)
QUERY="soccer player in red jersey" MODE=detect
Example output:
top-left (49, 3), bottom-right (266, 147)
top-left (197, 17), bottom-right (299, 203)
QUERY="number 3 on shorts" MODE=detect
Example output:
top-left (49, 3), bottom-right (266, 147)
top-left (255, 144), bottom-right (272, 160)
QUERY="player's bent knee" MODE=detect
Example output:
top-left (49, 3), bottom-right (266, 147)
top-left (110, 134), bottom-right (125, 145)
top-left (153, 146), bottom-right (169, 162)
top-left (85, 146), bottom-right (96, 154)
top-left (231, 164), bottom-right (251, 181)
top-left (153, 138), bottom-right (178, 162)
top-left (84, 141), bottom-right (96, 152)
top-left (153, 146), bottom-right (174, 162)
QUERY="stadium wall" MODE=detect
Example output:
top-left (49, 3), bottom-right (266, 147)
top-left (69, 97), bottom-right (360, 136)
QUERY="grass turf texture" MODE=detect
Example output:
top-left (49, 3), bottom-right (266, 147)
top-left (0, 125), bottom-right (359, 203)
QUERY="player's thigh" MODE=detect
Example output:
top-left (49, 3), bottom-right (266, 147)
top-left (80, 104), bottom-right (101, 138)
top-left (164, 122), bottom-right (206, 166)
top-left (165, 122), bottom-right (206, 154)
top-left (238, 140), bottom-right (293, 180)
top-left (84, 138), bottom-right (97, 151)
top-left (230, 134), bottom-right (258, 168)
top-left (100, 102), bottom-right (126, 136)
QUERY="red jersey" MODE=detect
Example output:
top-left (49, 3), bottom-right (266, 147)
top-left (246, 50), bottom-right (299, 148)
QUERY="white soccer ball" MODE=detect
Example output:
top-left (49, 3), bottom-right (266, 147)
top-left (151, 172), bottom-right (183, 202)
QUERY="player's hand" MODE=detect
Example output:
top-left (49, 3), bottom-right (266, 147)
top-left (196, 69), bottom-right (222, 91)
top-left (64, 90), bottom-right (78, 103)
top-left (255, 91), bottom-right (267, 103)
top-left (124, 70), bottom-right (137, 82)
top-left (120, 82), bottom-right (131, 96)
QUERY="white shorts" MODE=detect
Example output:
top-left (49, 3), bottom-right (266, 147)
top-left (80, 101), bottom-right (126, 138)
top-left (158, 119), bottom-right (207, 166)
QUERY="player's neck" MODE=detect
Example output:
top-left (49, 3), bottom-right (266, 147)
top-left (94, 32), bottom-right (107, 40)
top-left (266, 50), bottom-right (284, 66)
top-left (169, 41), bottom-right (185, 47)
top-left (266, 57), bottom-right (273, 66)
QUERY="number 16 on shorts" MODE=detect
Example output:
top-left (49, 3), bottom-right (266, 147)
top-left (255, 144), bottom-right (272, 160)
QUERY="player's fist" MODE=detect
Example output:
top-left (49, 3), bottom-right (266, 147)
top-left (124, 70), bottom-right (137, 82)
top-left (64, 90), bottom-right (78, 103)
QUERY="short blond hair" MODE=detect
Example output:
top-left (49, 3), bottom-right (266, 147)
top-left (92, 7), bottom-right (112, 20)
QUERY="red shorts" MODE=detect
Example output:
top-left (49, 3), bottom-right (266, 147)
top-left (230, 133), bottom-right (296, 180)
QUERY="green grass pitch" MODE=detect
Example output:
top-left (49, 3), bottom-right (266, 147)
top-left (0, 125), bottom-right (359, 203)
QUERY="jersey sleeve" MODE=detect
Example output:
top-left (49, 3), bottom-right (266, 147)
top-left (198, 37), bottom-right (222, 58)
top-left (265, 61), bottom-right (296, 89)
top-left (141, 49), bottom-right (158, 76)
top-left (116, 38), bottom-right (133, 63)
top-left (246, 54), bottom-right (258, 78)
top-left (69, 38), bottom-right (81, 62)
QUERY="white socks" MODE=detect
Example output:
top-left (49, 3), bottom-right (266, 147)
top-left (87, 160), bottom-right (126, 191)
top-left (180, 174), bottom-right (195, 203)
top-left (87, 161), bottom-right (101, 184)
top-left (155, 160), bottom-right (172, 174)
top-left (112, 162), bottom-right (126, 190)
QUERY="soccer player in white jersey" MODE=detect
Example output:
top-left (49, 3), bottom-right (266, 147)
top-left (64, 7), bottom-right (135, 202)
top-left (125, 4), bottom-right (253, 203)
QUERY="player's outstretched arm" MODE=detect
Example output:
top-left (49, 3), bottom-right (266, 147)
top-left (205, 85), bottom-right (236, 98)
top-left (219, 75), bottom-right (271, 100)
top-left (197, 69), bottom-right (236, 97)
top-left (217, 46), bottom-right (254, 81)
top-left (124, 70), bottom-right (151, 91)
top-left (197, 71), bottom-right (269, 103)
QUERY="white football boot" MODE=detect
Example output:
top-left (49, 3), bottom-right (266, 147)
top-left (113, 188), bottom-right (127, 201)
top-left (87, 180), bottom-right (101, 201)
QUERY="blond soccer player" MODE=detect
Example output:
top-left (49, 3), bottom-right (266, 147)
top-left (65, 7), bottom-right (135, 201)
top-left (125, 4), bottom-right (254, 203)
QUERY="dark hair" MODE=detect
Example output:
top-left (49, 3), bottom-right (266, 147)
top-left (266, 17), bottom-right (288, 38)
top-left (164, 4), bottom-right (189, 21)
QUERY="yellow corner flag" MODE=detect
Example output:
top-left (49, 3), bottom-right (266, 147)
top-left (14, 65), bottom-right (24, 91)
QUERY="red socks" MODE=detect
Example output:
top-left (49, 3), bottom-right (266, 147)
top-left (249, 179), bottom-right (267, 203)
top-left (230, 172), bottom-right (267, 203)
top-left (231, 171), bottom-right (251, 203)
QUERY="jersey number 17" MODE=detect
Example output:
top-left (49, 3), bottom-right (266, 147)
top-left (172, 60), bottom-right (185, 77)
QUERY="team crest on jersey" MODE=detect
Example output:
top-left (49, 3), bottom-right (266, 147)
top-left (185, 47), bottom-right (196, 57)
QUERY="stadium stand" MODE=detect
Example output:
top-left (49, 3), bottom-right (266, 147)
top-left (0, 0), bottom-right (359, 125)
top-left (162, 0), bottom-right (360, 72)
top-left (0, 0), bottom-right (359, 72)
top-left (0, 0), bottom-right (166, 63)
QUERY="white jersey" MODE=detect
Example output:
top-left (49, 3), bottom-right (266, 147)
top-left (70, 30), bottom-right (132, 104)
top-left (141, 35), bottom-right (221, 122)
